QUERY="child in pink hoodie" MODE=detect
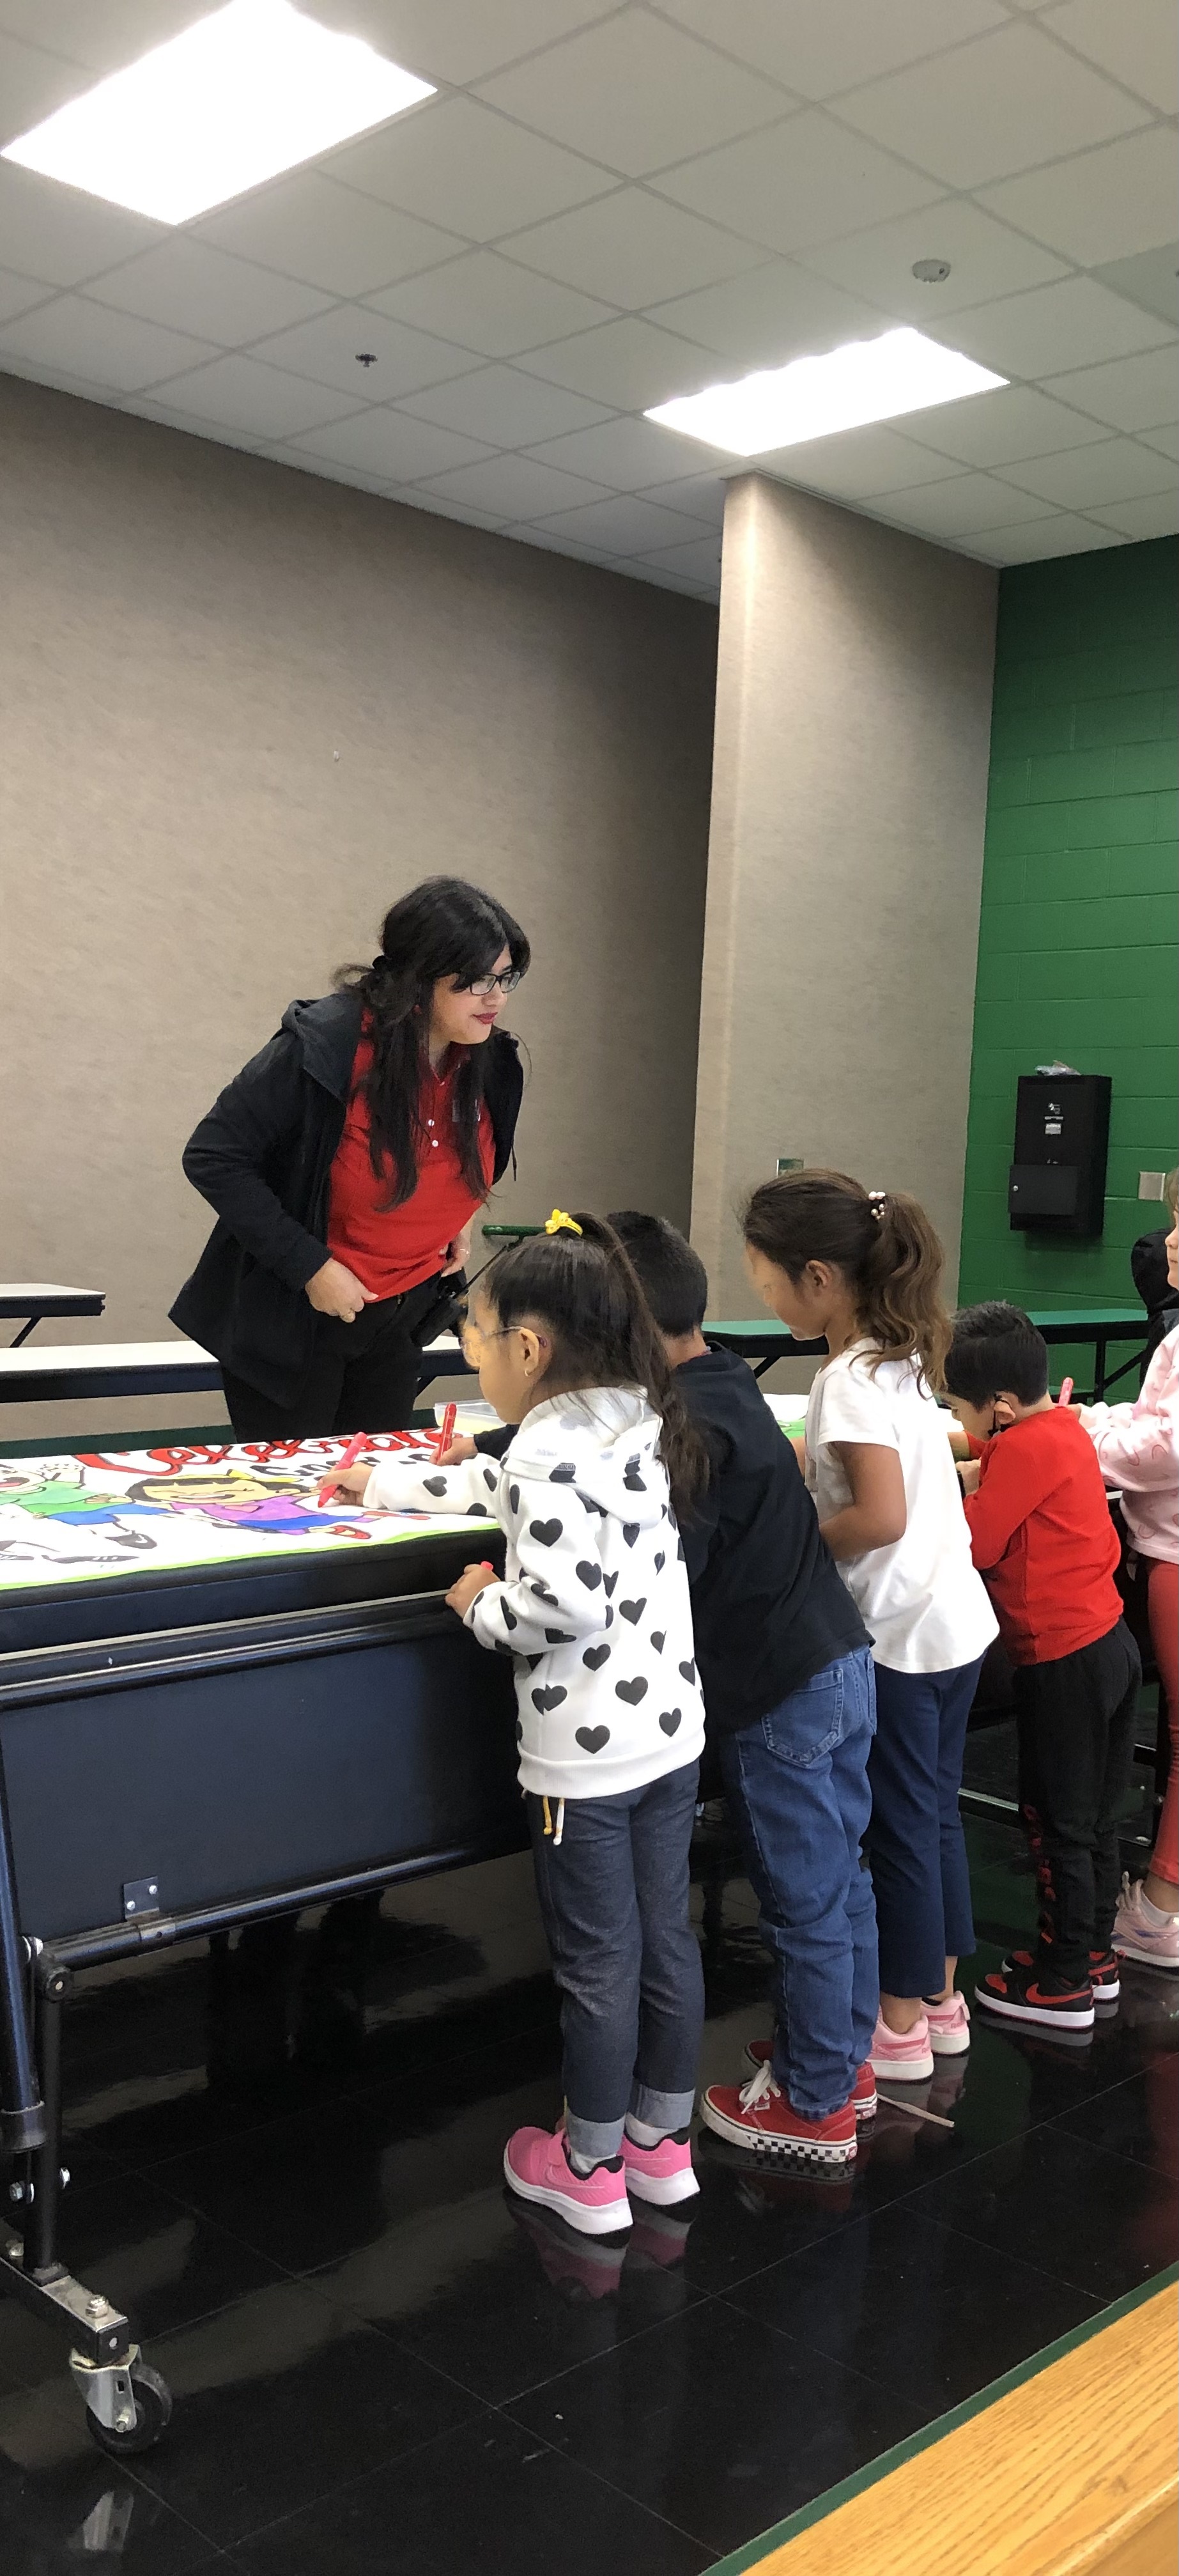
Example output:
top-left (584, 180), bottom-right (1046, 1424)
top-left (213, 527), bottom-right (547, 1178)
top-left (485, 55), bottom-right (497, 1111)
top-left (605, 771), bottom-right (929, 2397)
top-left (1082, 1209), bottom-right (1178, 1969)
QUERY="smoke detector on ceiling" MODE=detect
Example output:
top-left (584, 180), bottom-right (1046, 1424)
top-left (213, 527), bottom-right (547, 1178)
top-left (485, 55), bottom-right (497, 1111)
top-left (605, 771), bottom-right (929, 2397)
top-left (911, 258), bottom-right (952, 283)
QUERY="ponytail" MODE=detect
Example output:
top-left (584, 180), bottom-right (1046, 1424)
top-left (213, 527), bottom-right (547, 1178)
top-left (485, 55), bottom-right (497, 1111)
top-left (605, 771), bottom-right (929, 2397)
top-left (742, 1168), bottom-right (951, 1391)
top-left (481, 1214), bottom-right (709, 1519)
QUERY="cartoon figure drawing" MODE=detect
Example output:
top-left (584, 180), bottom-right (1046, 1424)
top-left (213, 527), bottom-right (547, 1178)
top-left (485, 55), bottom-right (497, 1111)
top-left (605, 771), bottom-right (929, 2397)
top-left (123, 1470), bottom-right (339, 1537)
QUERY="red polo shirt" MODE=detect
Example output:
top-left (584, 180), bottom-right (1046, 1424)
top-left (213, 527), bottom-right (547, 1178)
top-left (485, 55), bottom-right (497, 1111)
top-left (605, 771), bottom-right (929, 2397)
top-left (327, 1038), bottom-right (492, 1300)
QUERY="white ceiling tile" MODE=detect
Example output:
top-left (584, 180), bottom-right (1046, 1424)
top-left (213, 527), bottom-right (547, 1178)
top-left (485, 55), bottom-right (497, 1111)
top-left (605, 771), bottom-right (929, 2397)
top-left (523, 412), bottom-right (720, 487)
top-left (633, 531), bottom-right (724, 582)
top-left (653, 110), bottom-right (943, 255)
top-left (415, 452), bottom-right (612, 520)
top-left (969, 513), bottom-right (1122, 563)
top-left (1139, 424), bottom-right (1179, 461)
top-left (307, 0), bottom-right (621, 86)
top-left (799, 199), bottom-right (1068, 321)
top-left (0, 30), bottom-right (93, 148)
top-left (976, 129), bottom-right (1177, 267)
top-left (648, 261), bottom-right (882, 368)
top-left (635, 471), bottom-right (728, 525)
top-left (141, 353), bottom-right (366, 438)
top-left (531, 492), bottom-right (713, 551)
top-left (396, 361), bottom-right (612, 444)
top-left (0, 293), bottom-right (216, 392)
top-left (323, 98), bottom-right (612, 241)
top-left (996, 437), bottom-right (1176, 509)
top-left (944, 277), bottom-right (1173, 377)
top-left (241, 304), bottom-right (475, 401)
top-left (519, 314), bottom-right (716, 409)
top-left (1040, 0), bottom-right (1177, 115)
top-left (763, 423), bottom-right (970, 499)
top-left (836, 22), bottom-right (1150, 189)
top-left (0, 263), bottom-right (50, 324)
top-left (1044, 347), bottom-right (1178, 431)
top-left (876, 472), bottom-right (1055, 534)
top-left (288, 405), bottom-right (496, 481)
top-left (899, 384), bottom-right (1113, 465)
top-left (366, 249), bottom-right (615, 356)
top-left (656, 1), bottom-right (1006, 100)
top-left (83, 240), bottom-right (331, 344)
top-left (475, 12), bottom-right (787, 180)
top-left (195, 174), bottom-right (463, 300)
top-left (0, 352), bottom-right (125, 404)
top-left (0, 4), bottom-right (208, 74)
top-left (1086, 489), bottom-right (1179, 539)
top-left (1091, 245), bottom-right (1179, 331)
top-left (0, 159), bottom-right (165, 286)
top-left (503, 190), bottom-right (767, 310)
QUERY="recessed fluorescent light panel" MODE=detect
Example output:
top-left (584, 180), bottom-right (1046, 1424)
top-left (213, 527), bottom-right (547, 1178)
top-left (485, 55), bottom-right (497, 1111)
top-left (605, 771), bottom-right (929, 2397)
top-left (1, 0), bottom-right (435, 225)
top-left (646, 327), bottom-right (1006, 456)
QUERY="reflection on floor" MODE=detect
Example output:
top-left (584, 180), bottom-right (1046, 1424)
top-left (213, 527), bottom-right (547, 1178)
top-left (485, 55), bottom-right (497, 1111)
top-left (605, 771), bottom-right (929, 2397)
top-left (0, 1816), bottom-right (1175, 2575)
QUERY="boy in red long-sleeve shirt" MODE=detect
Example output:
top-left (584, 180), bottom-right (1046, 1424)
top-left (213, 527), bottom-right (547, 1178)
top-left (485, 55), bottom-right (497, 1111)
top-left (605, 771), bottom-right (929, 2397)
top-left (945, 1302), bottom-right (1141, 2035)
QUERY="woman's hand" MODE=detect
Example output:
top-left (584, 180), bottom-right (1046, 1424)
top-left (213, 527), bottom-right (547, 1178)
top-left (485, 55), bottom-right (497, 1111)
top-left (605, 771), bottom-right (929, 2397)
top-left (305, 1258), bottom-right (377, 1321)
top-left (322, 1464), bottom-right (374, 1503)
top-left (441, 1220), bottom-right (474, 1278)
top-left (438, 1434), bottom-right (478, 1465)
top-left (446, 1562), bottom-right (497, 1617)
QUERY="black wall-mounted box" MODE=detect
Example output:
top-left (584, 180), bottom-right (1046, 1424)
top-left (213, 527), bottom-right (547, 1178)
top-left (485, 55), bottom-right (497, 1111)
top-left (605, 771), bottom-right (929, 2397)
top-left (1008, 1073), bottom-right (1111, 1239)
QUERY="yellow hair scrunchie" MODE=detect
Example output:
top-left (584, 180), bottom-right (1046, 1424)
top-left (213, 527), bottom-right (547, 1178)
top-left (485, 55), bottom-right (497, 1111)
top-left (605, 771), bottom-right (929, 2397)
top-left (544, 1209), bottom-right (583, 1236)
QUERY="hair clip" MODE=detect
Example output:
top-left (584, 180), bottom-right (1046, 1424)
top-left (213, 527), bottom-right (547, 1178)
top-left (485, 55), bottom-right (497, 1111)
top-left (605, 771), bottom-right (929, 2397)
top-left (544, 1209), bottom-right (583, 1236)
top-left (867, 1189), bottom-right (888, 1222)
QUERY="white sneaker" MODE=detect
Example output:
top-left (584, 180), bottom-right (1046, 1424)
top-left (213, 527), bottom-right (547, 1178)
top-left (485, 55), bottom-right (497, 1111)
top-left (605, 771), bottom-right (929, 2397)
top-left (924, 1992), bottom-right (971, 2055)
top-left (1113, 1872), bottom-right (1179, 1971)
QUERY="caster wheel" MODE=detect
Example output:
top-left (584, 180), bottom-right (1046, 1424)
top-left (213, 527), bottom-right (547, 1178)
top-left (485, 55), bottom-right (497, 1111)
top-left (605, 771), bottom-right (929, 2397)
top-left (86, 2360), bottom-right (173, 2456)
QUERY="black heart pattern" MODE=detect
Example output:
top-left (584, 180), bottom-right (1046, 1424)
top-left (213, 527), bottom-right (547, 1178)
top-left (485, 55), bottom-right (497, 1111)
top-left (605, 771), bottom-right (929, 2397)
top-left (603, 1571), bottom-right (618, 1597)
top-left (577, 1491), bottom-right (606, 1515)
top-left (530, 1579), bottom-right (559, 1604)
top-left (532, 1684), bottom-right (567, 1714)
top-left (544, 1626), bottom-right (576, 1645)
top-left (482, 1467), bottom-right (497, 1491)
top-left (524, 1652), bottom-right (544, 1671)
top-left (623, 1457), bottom-right (647, 1491)
top-left (622, 1523), bottom-right (640, 1547)
top-left (508, 1485), bottom-right (520, 1514)
top-left (654, 1551), bottom-right (665, 1572)
top-left (423, 1475), bottom-right (447, 1497)
top-left (466, 1503), bottom-right (488, 1516)
top-left (583, 1644), bottom-right (611, 1670)
top-left (651, 1630), bottom-right (665, 1654)
top-left (500, 1601), bottom-right (517, 1632)
top-left (575, 1562), bottom-right (603, 1591)
top-left (549, 1463), bottom-right (576, 1483)
top-left (679, 1659), bottom-right (696, 1684)
top-left (619, 1598), bottom-right (645, 1625)
top-left (575, 1725), bottom-right (611, 1753)
top-left (615, 1677), bottom-right (648, 1705)
top-left (659, 1710), bottom-right (682, 1736)
top-left (515, 1719), bottom-right (523, 1742)
top-left (528, 1519), bottom-right (563, 1546)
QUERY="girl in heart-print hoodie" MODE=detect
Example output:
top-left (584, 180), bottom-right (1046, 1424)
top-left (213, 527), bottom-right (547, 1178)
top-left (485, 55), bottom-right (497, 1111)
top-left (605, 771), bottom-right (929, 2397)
top-left (348, 1212), bottom-right (711, 2237)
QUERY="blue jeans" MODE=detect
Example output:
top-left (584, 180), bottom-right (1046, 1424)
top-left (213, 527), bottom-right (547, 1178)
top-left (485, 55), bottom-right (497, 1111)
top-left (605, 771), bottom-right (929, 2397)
top-left (718, 1648), bottom-right (878, 2120)
top-left (867, 1657), bottom-right (986, 1997)
top-left (527, 1760), bottom-right (704, 2164)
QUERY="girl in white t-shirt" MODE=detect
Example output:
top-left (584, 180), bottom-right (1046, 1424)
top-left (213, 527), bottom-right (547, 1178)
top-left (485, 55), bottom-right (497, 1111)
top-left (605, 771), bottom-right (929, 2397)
top-left (743, 1170), bottom-right (997, 2082)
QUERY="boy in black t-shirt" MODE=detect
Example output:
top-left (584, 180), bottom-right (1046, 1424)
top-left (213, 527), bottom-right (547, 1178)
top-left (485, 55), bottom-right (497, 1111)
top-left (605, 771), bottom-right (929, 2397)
top-left (608, 1213), bottom-right (877, 2166)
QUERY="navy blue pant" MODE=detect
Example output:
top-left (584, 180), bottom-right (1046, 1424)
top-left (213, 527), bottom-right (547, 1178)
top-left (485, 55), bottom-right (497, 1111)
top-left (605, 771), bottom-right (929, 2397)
top-left (527, 1759), bottom-right (704, 2163)
top-left (719, 1648), bottom-right (878, 2119)
top-left (867, 1657), bottom-right (986, 1998)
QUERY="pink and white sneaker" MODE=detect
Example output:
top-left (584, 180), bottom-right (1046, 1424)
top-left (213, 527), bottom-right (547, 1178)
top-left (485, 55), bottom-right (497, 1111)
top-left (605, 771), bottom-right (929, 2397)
top-left (503, 2125), bottom-right (631, 2236)
top-left (1113, 1872), bottom-right (1179, 1971)
top-left (924, 1993), bottom-right (971, 2056)
top-left (620, 2127), bottom-right (700, 2207)
top-left (869, 2011), bottom-right (934, 2081)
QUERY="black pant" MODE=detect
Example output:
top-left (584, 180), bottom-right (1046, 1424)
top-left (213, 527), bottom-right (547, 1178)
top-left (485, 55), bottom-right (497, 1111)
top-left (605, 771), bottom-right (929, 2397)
top-left (1015, 1618), bottom-right (1141, 1987)
top-left (222, 1278), bottom-right (444, 1438)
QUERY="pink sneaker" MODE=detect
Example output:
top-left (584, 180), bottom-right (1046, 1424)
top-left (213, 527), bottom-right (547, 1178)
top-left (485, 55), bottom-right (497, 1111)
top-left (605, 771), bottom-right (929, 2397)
top-left (503, 2125), bottom-right (631, 2236)
top-left (1113, 1872), bottom-right (1179, 1971)
top-left (869, 2011), bottom-right (934, 2081)
top-left (924, 1993), bottom-right (971, 2056)
top-left (620, 2127), bottom-right (699, 2207)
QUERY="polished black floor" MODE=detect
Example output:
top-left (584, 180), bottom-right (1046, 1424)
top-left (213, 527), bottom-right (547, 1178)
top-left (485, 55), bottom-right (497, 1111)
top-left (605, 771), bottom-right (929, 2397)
top-left (1, 1809), bottom-right (1175, 2575)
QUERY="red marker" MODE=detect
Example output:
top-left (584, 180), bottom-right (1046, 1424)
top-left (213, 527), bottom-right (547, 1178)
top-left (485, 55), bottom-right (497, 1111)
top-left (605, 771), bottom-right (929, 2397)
top-left (435, 1402), bottom-right (457, 1462)
top-left (317, 1431), bottom-right (369, 1507)
top-left (1057, 1377), bottom-right (1074, 1407)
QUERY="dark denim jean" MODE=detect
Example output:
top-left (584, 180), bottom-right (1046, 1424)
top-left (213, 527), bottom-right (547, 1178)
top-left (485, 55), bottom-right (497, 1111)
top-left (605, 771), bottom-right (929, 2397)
top-left (719, 1647), bottom-right (878, 2120)
top-left (867, 1656), bottom-right (986, 1998)
top-left (527, 1758), bottom-right (704, 2163)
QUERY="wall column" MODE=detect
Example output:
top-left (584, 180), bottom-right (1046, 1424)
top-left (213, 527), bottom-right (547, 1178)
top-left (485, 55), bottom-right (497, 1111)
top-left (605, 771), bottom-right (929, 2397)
top-left (691, 471), bottom-right (998, 1317)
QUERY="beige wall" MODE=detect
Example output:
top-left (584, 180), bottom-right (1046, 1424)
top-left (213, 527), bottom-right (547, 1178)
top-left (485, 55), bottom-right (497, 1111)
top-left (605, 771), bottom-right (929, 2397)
top-left (0, 375), bottom-right (716, 1441)
top-left (691, 471), bottom-right (998, 1353)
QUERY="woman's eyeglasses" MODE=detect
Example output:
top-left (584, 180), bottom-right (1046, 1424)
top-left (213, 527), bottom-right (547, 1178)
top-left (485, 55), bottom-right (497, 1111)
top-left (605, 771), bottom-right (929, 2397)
top-left (463, 968), bottom-right (523, 998)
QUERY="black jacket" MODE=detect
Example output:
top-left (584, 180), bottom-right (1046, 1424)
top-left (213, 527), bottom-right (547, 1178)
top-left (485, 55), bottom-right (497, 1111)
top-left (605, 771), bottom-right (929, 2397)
top-left (171, 995), bottom-right (523, 1404)
top-left (478, 1347), bottom-right (868, 1734)
top-left (1130, 1228), bottom-right (1179, 1362)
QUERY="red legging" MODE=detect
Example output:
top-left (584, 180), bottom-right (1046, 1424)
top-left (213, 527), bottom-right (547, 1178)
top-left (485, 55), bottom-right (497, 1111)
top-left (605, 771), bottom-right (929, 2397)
top-left (1146, 1558), bottom-right (1178, 1886)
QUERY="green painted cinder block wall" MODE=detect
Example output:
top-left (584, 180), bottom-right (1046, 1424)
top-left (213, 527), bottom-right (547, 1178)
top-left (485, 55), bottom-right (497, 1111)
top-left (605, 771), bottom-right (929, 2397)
top-left (959, 534), bottom-right (1178, 1321)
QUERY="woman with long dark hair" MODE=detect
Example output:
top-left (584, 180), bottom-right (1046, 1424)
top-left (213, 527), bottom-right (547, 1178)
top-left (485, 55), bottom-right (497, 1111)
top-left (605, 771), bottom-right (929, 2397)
top-left (172, 877), bottom-right (528, 1437)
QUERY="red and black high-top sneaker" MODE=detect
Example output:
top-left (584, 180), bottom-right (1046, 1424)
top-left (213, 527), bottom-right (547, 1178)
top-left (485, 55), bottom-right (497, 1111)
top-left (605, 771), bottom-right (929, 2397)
top-left (1003, 1944), bottom-right (1119, 2005)
top-left (977, 1957), bottom-right (1094, 2032)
